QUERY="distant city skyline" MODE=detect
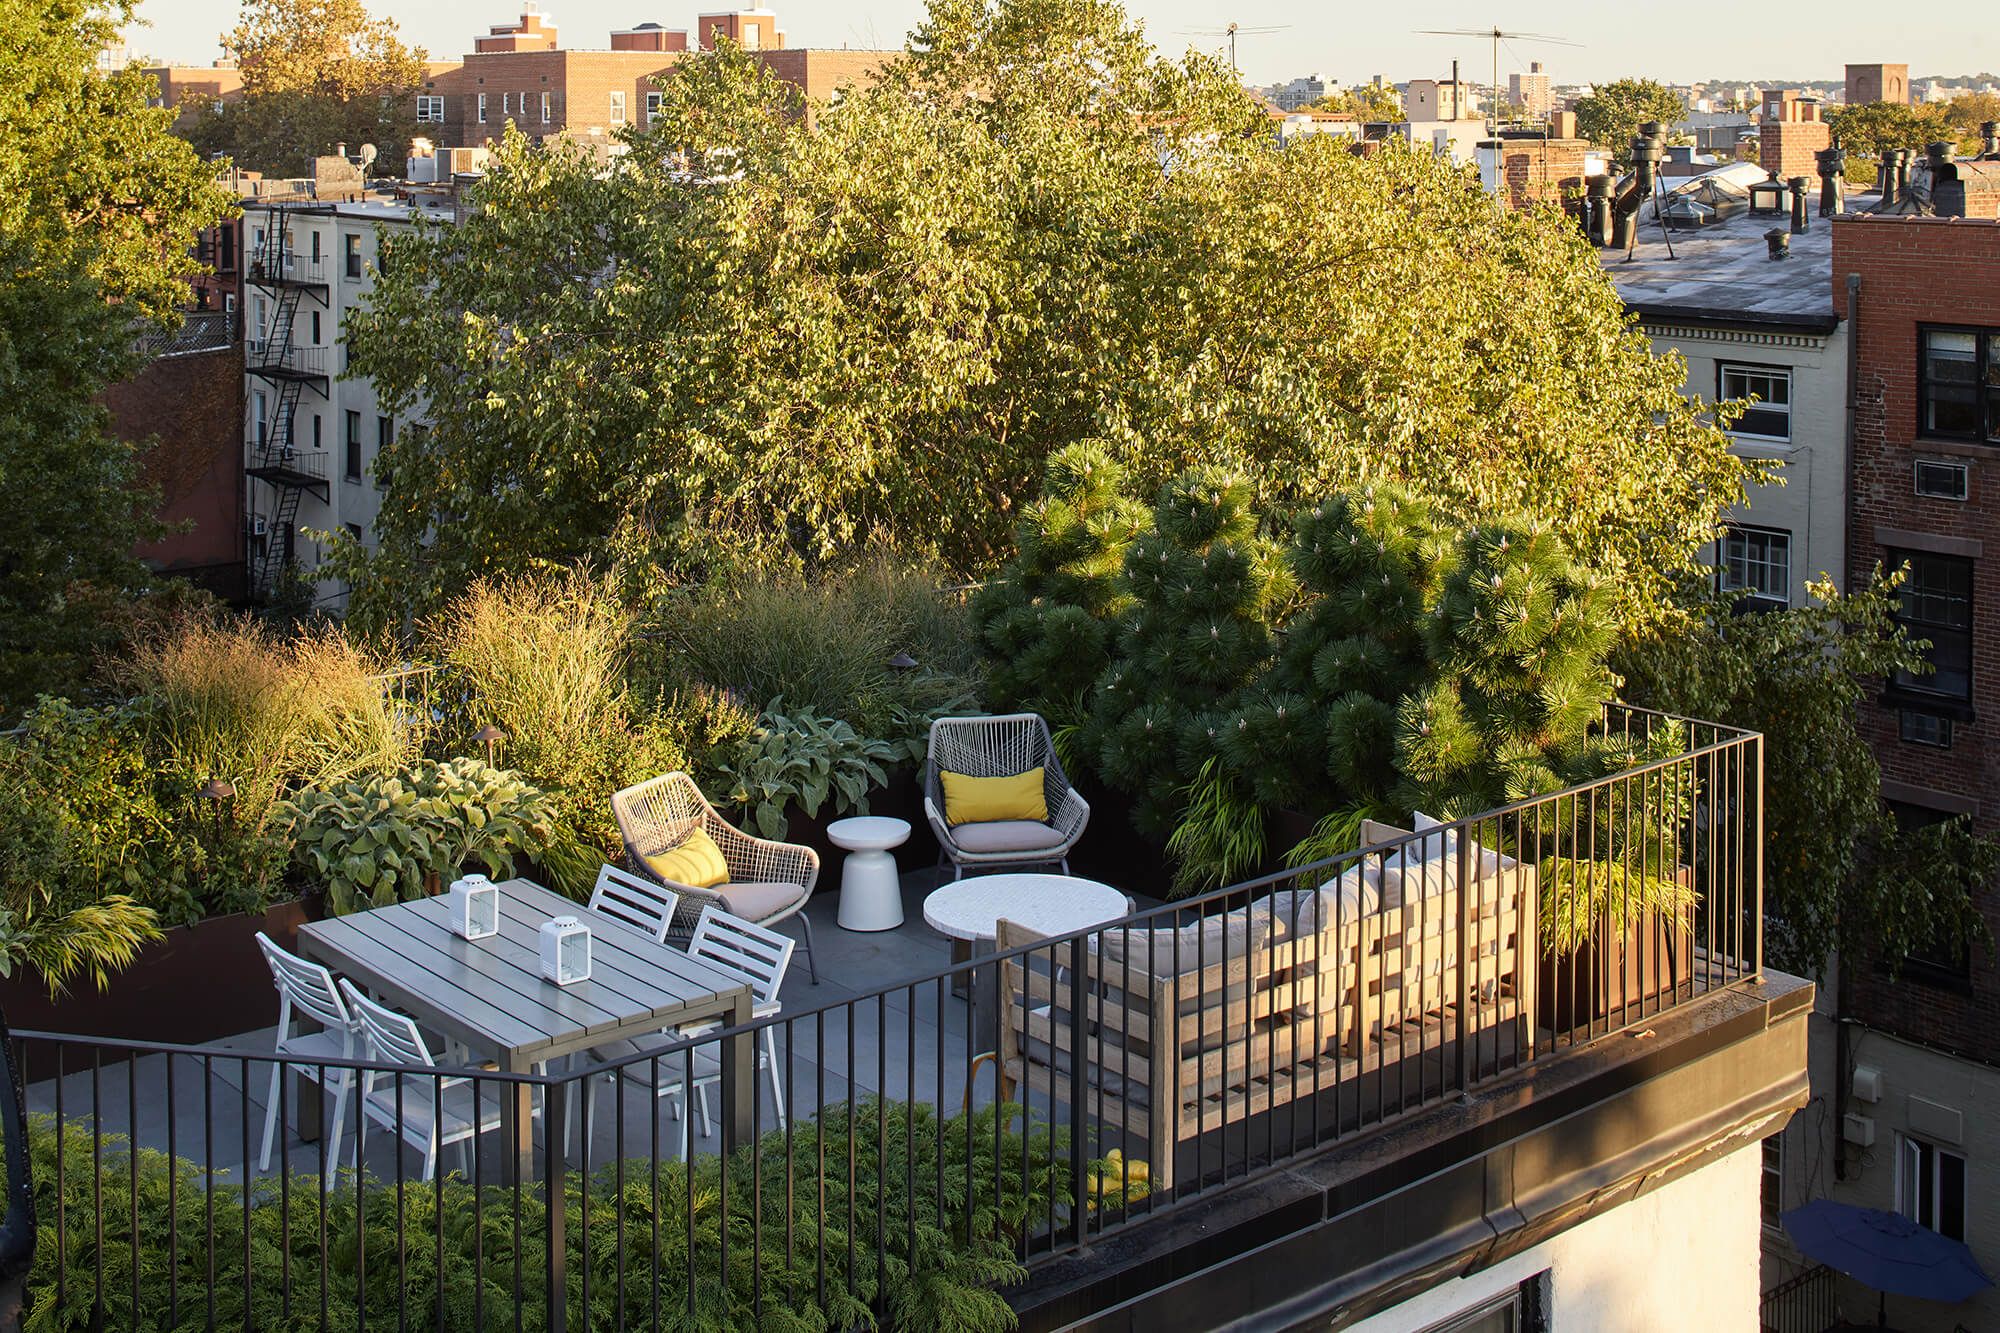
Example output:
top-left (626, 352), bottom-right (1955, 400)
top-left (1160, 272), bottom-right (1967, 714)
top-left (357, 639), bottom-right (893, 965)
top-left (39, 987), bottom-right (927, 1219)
top-left (121, 0), bottom-right (2000, 93)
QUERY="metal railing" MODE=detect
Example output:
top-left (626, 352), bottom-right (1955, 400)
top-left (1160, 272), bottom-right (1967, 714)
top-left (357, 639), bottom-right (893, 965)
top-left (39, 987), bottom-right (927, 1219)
top-left (245, 245), bottom-right (327, 286)
top-left (245, 340), bottom-right (330, 379)
top-left (244, 442), bottom-right (330, 482)
top-left (8, 706), bottom-right (1762, 1328)
top-left (1761, 1263), bottom-right (1838, 1333)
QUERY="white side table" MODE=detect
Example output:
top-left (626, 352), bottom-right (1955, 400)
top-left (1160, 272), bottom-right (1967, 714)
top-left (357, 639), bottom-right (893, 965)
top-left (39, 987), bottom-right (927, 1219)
top-left (829, 816), bottom-right (912, 931)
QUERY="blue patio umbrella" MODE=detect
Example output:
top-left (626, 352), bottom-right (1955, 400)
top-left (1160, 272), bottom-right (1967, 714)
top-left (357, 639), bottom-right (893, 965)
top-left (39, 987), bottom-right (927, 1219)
top-left (1782, 1199), bottom-right (1992, 1321)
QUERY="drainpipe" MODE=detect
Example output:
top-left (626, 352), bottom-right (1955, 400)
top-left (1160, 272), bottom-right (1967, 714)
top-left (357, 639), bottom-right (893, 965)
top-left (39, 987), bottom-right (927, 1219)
top-left (1834, 270), bottom-right (1862, 1181)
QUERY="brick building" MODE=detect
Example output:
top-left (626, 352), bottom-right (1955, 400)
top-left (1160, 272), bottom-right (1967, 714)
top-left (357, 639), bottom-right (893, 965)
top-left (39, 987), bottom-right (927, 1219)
top-left (416, 7), bottom-right (888, 149)
top-left (1492, 131), bottom-right (1595, 209)
top-left (140, 63), bottom-right (244, 127)
top-left (1846, 62), bottom-right (1910, 106)
top-left (1508, 61), bottom-right (1551, 119)
top-left (1826, 207), bottom-right (2000, 1330)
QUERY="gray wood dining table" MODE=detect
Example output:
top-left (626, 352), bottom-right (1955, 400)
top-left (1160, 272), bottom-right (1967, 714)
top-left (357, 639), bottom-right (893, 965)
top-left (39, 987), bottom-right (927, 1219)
top-left (296, 877), bottom-right (757, 1184)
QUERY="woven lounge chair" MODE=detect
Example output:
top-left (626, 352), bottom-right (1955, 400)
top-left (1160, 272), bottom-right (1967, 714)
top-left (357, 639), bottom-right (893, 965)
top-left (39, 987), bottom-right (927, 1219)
top-left (612, 772), bottom-right (822, 983)
top-left (923, 713), bottom-right (1089, 880)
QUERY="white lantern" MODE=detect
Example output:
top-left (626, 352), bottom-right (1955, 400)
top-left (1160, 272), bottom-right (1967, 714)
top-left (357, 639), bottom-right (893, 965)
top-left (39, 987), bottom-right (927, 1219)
top-left (540, 916), bottom-right (592, 985)
top-left (447, 873), bottom-right (499, 940)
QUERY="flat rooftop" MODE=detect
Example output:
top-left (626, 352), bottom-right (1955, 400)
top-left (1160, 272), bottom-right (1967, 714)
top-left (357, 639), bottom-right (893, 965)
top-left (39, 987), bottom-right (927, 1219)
top-left (1598, 190), bottom-right (1882, 330)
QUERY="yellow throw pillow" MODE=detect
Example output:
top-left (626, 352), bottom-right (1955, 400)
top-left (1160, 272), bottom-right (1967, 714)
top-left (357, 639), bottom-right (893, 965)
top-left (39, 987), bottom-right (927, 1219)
top-left (940, 767), bottom-right (1048, 826)
top-left (644, 826), bottom-right (729, 888)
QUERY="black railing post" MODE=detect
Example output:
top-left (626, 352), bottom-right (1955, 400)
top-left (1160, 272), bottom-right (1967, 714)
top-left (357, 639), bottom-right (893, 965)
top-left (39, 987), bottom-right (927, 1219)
top-left (0, 1010), bottom-right (34, 1333)
top-left (1069, 929), bottom-right (1089, 1247)
top-left (545, 1073), bottom-right (568, 1333)
top-left (1456, 829), bottom-right (1473, 1096)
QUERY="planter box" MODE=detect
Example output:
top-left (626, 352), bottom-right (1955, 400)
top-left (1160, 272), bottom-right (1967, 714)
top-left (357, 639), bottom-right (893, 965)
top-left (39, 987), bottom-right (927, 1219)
top-left (0, 899), bottom-right (311, 1046)
top-left (1538, 909), bottom-right (1697, 1033)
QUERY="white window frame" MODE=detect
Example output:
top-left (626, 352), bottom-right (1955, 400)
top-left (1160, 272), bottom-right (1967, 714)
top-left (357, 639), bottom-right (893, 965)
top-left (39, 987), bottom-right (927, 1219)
top-left (609, 90), bottom-right (627, 125)
top-left (416, 94), bottom-right (444, 122)
top-left (477, 92), bottom-right (487, 123)
top-left (1761, 1134), bottom-right (1785, 1231)
top-left (1897, 1134), bottom-right (1968, 1242)
top-left (540, 90), bottom-right (551, 123)
top-left (1720, 362), bottom-right (1792, 442)
top-left (1720, 525), bottom-right (1791, 606)
top-left (501, 92), bottom-right (511, 116)
top-left (646, 90), bottom-right (662, 124)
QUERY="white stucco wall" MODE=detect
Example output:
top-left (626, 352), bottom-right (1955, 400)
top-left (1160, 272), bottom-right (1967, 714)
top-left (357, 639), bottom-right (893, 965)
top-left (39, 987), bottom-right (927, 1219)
top-left (1349, 1139), bottom-right (1762, 1332)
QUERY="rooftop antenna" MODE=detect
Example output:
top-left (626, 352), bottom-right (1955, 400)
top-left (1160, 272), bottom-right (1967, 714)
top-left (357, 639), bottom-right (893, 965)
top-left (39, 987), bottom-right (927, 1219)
top-left (1416, 26), bottom-right (1580, 131)
top-left (1178, 21), bottom-right (1290, 76)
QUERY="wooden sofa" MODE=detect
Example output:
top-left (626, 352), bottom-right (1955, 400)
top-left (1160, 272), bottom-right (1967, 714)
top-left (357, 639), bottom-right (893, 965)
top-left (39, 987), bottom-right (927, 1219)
top-left (994, 821), bottom-right (1537, 1190)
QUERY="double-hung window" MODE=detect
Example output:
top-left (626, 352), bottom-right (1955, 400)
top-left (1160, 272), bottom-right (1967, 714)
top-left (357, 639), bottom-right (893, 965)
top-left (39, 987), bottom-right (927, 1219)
top-left (344, 410), bottom-right (362, 481)
top-left (1899, 1136), bottom-right (1968, 1241)
top-left (1920, 326), bottom-right (2000, 443)
top-left (645, 90), bottom-right (662, 124)
top-left (1719, 363), bottom-right (1791, 441)
top-left (609, 90), bottom-right (627, 125)
top-left (416, 94), bottom-right (443, 122)
top-left (1720, 526), bottom-right (1790, 607)
top-left (343, 233), bottom-right (361, 279)
top-left (541, 90), bottom-right (551, 123)
top-left (1891, 550), bottom-right (1974, 702)
top-left (477, 92), bottom-right (487, 123)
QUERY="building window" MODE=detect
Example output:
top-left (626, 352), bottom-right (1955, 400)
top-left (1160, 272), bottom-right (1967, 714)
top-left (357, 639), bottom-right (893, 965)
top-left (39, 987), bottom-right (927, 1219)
top-left (376, 415), bottom-right (393, 461)
top-left (1900, 710), bottom-right (1953, 747)
top-left (416, 94), bottom-right (444, 122)
top-left (1899, 1136), bottom-right (1968, 1241)
top-left (344, 522), bottom-right (364, 543)
top-left (1719, 363), bottom-right (1791, 441)
top-left (1761, 1134), bottom-right (1784, 1229)
top-left (344, 410), bottom-right (362, 481)
top-left (646, 90), bottom-right (662, 124)
top-left (344, 233), bottom-right (361, 279)
top-left (309, 309), bottom-right (321, 344)
top-left (1721, 526), bottom-right (1790, 606)
top-left (609, 91), bottom-right (627, 125)
top-left (540, 90), bottom-right (551, 123)
top-left (501, 92), bottom-right (511, 116)
top-left (253, 389), bottom-right (268, 445)
top-left (1890, 550), bottom-right (1973, 701)
top-left (477, 92), bottom-right (487, 123)
top-left (742, 21), bottom-right (759, 49)
top-left (311, 414), bottom-right (322, 449)
top-left (1416, 1273), bottom-right (1550, 1333)
top-left (1919, 326), bottom-right (2000, 443)
top-left (309, 230), bottom-right (320, 263)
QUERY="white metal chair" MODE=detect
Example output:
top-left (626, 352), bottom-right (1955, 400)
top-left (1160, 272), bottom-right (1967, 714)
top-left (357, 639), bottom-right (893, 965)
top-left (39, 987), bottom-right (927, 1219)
top-left (255, 932), bottom-right (358, 1171)
top-left (923, 713), bottom-right (1091, 879)
top-left (587, 863), bottom-right (680, 943)
top-left (612, 772), bottom-right (822, 982)
top-left (339, 980), bottom-right (506, 1182)
top-left (579, 906), bottom-right (796, 1155)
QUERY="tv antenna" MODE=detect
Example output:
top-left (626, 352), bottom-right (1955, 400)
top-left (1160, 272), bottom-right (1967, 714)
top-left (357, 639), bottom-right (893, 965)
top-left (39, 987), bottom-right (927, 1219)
top-left (1416, 26), bottom-right (1580, 129)
top-left (1179, 22), bottom-right (1289, 75)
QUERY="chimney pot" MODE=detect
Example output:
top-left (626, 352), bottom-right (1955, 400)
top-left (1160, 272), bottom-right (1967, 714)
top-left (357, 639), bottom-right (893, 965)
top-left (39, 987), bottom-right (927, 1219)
top-left (1765, 228), bottom-right (1790, 260)
top-left (1788, 175), bottom-right (1810, 233)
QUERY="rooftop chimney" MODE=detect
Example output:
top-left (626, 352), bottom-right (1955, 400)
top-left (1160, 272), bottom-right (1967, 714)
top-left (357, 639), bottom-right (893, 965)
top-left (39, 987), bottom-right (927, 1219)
top-left (1982, 121), bottom-right (1999, 159)
top-left (1878, 149), bottom-right (1900, 206)
top-left (1788, 175), bottom-right (1810, 233)
top-left (1765, 227), bottom-right (1790, 260)
top-left (1815, 145), bottom-right (1846, 215)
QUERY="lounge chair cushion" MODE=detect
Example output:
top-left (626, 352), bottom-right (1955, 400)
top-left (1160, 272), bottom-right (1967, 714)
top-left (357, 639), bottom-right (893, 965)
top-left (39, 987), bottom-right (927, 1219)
top-left (1096, 904), bottom-right (1286, 978)
top-left (642, 826), bottom-right (729, 889)
top-left (1021, 1004), bottom-right (1149, 1106)
top-left (940, 767), bottom-right (1048, 826)
top-left (949, 818), bottom-right (1068, 855)
top-left (1269, 864), bottom-right (1383, 937)
top-left (713, 880), bottom-right (809, 920)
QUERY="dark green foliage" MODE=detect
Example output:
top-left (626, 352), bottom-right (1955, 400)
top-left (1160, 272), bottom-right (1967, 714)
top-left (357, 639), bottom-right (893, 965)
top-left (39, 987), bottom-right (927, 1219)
top-left (973, 443), bottom-right (1148, 727)
top-left (21, 1097), bottom-right (1099, 1331)
top-left (1092, 468), bottom-right (1285, 836)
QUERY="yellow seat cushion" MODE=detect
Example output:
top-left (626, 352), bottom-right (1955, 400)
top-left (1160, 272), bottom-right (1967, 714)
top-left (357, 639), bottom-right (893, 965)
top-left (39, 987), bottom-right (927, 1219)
top-left (940, 767), bottom-right (1048, 827)
top-left (643, 827), bottom-right (729, 889)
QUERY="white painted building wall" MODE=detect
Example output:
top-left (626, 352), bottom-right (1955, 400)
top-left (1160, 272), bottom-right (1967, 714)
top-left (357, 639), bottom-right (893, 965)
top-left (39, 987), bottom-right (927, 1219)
top-left (1350, 1140), bottom-right (1763, 1331)
top-left (1643, 321), bottom-right (1849, 610)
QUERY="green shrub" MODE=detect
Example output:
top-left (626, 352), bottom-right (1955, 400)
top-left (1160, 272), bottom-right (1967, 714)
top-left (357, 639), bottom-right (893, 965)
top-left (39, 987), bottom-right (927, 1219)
top-left (717, 707), bottom-right (899, 839)
top-left (21, 1098), bottom-right (1125, 1331)
top-left (276, 758), bottom-right (557, 916)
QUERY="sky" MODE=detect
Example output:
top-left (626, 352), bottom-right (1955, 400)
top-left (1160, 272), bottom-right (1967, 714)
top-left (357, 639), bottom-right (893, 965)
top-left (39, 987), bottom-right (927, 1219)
top-left (122, 0), bottom-right (2000, 90)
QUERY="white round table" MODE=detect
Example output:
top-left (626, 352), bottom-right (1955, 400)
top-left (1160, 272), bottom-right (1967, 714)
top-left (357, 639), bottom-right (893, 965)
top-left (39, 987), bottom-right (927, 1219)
top-left (923, 874), bottom-right (1132, 1036)
top-left (829, 816), bottom-right (912, 931)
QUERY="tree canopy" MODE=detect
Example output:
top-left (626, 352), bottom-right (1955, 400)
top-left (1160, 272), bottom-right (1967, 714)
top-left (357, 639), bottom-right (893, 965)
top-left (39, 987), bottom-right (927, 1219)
top-left (1305, 85), bottom-right (1401, 120)
top-left (0, 0), bottom-right (231, 714)
top-left (177, 0), bottom-right (426, 177)
top-left (340, 0), bottom-right (1746, 643)
top-left (1573, 78), bottom-right (1685, 157)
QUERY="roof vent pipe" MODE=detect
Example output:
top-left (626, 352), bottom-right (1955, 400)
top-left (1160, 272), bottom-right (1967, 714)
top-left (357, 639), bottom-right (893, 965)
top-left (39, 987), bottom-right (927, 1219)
top-left (1816, 145), bottom-right (1846, 215)
top-left (1983, 121), bottom-right (1999, 159)
top-left (1896, 147), bottom-right (1914, 200)
top-left (1765, 227), bottom-right (1790, 260)
top-left (1879, 149), bottom-right (1900, 207)
top-left (1789, 175), bottom-right (1810, 233)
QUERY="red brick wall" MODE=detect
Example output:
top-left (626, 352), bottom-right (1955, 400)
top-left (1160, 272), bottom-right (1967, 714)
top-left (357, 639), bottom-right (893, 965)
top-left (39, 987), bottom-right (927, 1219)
top-left (103, 346), bottom-right (245, 590)
top-left (1761, 119), bottom-right (1830, 182)
top-left (1835, 214), bottom-right (2000, 1055)
top-left (423, 51), bottom-right (676, 146)
top-left (1498, 138), bottom-right (1591, 210)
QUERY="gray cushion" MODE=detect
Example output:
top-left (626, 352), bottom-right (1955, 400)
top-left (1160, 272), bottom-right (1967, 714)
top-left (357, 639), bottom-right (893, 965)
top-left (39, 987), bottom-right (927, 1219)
top-left (715, 880), bottom-right (808, 920)
top-left (949, 819), bottom-right (1068, 855)
top-left (1022, 1006), bottom-right (1149, 1106)
top-left (1098, 905), bottom-right (1285, 979)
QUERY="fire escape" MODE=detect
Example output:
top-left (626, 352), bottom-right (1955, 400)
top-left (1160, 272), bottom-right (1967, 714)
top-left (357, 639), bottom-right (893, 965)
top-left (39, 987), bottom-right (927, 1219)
top-left (243, 210), bottom-right (332, 600)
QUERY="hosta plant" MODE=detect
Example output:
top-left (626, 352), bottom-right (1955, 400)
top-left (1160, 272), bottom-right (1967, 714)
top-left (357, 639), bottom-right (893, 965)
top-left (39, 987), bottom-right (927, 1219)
top-left (278, 757), bottom-right (556, 915)
top-left (717, 705), bottom-right (897, 839)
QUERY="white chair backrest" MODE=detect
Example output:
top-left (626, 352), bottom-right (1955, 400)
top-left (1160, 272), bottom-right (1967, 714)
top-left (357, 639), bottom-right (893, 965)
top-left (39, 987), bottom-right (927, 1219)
top-left (687, 906), bottom-right (795, 1005)
top-left (588, 863), bottom-right (681, 942)
top-left (338, 979), bottom-right (435, 1069)
top-left (257, 931), bottom-right (351, 1033)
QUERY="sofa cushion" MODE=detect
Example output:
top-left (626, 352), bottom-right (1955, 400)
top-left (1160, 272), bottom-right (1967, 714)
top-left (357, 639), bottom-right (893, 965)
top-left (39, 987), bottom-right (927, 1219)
top-left (643, 826), bottom-right (729, 889)
top-left (1269, 864), bottom-right (1382, 937)
top-left (950, 818), bottom-right (1068, 855)
top-left (714, 880), bottom-right (808, 920)
top-left (941, 767), bottom-right (1048, 826)
top-left (1021, 1004), bottom-right (1149, 1106)
top-left (1097, 905), bottom-right (1286, 979)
